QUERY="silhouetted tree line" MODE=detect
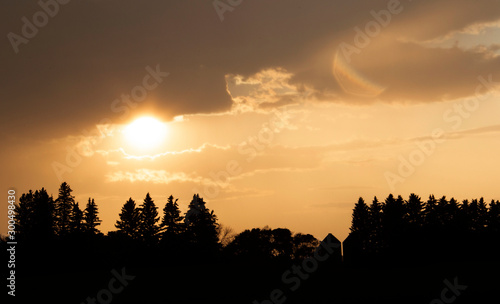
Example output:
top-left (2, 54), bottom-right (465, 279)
top-left (5, 182), bottom-right (321, 272)
top-left (14, 182), bottom-right (102, 240)
top-left (5, 184), bottom-right (500, 273)
top-left (345, 194), bottom-right (500, 265)
top-left (4, 184), bottom-right (500, 303)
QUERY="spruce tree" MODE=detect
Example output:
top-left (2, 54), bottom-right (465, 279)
top-left (15, 188), bottom-right (56, 240)
top-left (115, 198), bottom-right (141, 239)
top-left (478, 197), bottom-right (488, 231)
top-left (184, 194), bottom-right (219, 251)
top-left (161, 195), bottom-right (184, 239)
top-left (138, 193), bottom-right (161, 244)
top-left (488, 200), bottom-right (500, 233)
top-left (55, 182), bottom-right (75, 237)
top-left (350, 197), bottom-right (370, 234)
top-left (68, 202), bottom-right (84, 235)
top-left (469, 199), bottom-right (480, 231)
top-left (424, 194), bottom-right (438, 228)
top-left (15, 190), bottom-right (35, 238)
top-left (368, 196), bottom-right (383, 252)
top-left (83, 198), bottom-right (102, 234)
top-left (406, 193), bottom-right (424, 226)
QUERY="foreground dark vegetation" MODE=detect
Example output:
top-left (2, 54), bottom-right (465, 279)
top-left (2, 182), bottom-right (499, 303)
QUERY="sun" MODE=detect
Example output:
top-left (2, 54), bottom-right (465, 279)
top-left (123, 116), bottom-right (168, 150)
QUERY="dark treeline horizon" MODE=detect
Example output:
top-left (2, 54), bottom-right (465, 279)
top-left (345, 193), bottom-right (500, 265)
top-left (4, 181), bottom-right (500, 265)
top-left (4, 182), bottom-right (326, 268)
top-left (3, 182), bottom-right (500, 303)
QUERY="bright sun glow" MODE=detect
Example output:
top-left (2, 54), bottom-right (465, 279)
top-left (123, 117), bottom-right (168, 150)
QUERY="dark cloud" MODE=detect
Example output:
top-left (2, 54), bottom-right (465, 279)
top-left (1, 0), bottom-right (499, 140)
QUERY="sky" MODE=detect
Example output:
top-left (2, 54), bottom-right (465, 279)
top-left (1, 0), bottom-right (500, 241)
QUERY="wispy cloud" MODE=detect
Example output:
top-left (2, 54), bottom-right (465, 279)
top-left (96, 143), bottom-right (231, 161)
top-left (105, 169), bottom-right (206, 185)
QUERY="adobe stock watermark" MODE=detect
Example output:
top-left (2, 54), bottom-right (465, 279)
top-left (7, 189), bottom-right (17, 297)
top-left (337, 0), bottom-right (403, 63)
top-left (7, 0), bottom-right (71, 54)
top-left (385, 74), bottom-right (499, 191)
top-left (51, 65), bottom-right (169, 182)
top-left (253, 234), bottom-right (340, 304)
top-left (429, 277), bottom-right (467, 304)
top-left (80, 267), bottom-right (135, 304)
top-left (213, 0), bottom-right (244, 22)
top-left (192, 108), bottom-right (289, 199)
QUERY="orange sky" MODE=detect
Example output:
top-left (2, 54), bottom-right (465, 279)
top-left (1, 0), bottom-right (500, 241)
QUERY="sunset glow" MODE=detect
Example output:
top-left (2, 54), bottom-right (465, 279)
top-left (2, 1), bottom-right (500, 302)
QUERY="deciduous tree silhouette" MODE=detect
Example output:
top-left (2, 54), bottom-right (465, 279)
top-left (292, 233), bottom-right (320, 261)
top-left (227, 227), bottom-right (273, 260)
top-left (271, 228), bottom-right (294, 260)
top-left (227, 227), bottom-right (319, 262)
top-left (217, 224), bottom-right (235, 248)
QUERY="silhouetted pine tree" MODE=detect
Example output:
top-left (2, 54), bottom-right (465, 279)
top-left (115, 198), bottom-right (141, 239)
top-left (83, 198), bottom-right (101, 234)
top-left (15, 188), bottom-right (56, 240)
top-left (350, 197), bottom-right (369, 234)
top-left (406, 193), bottom-right (424, 227)
top-left (488, 200), bottom-right (500, 233)
top-left (447, 198), bottom-right (460, 226)
top-left (55, 182), bottom-right (75, 237)
top-left (382, 194), bottom-right (406, 234)
top-left (184, 194), bottom-right (219, 254)
top-left (160, 195), bottom-right (184, 242)
top-left (381, 194), bottom-right (407, 259)
top-left (15, 190), bottom-right (35, 238)
top-left (68, 202), bottom-right (84, 235)
top-left (138, 193), bottom-right (161, 245)
top-left (436, 196), bottom-right (451, 227)
top-left (424, 195), bottom-right (438, 228)
top-left (478, 197), bottom-right (489, 231)
top-left (368, 196), bottom-right (383, 254)
top-left (458, 199), bottom-right (471, 231)
top-left (469, 199), bottom-right (481, 231)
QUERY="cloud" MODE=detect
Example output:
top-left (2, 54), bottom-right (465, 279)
top-left (96, 143), bottom-right (231, 161)
top-left (445, 123), bottom-right (500, 139)
top-left (105, 169), bottom-right (205, 185)
top-left (2, 0), bottom-right (500, 142)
